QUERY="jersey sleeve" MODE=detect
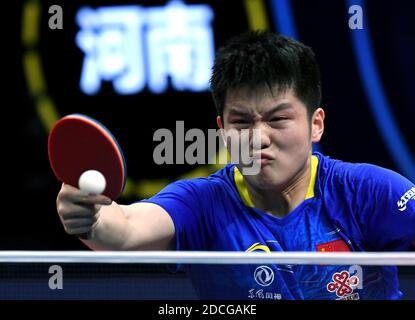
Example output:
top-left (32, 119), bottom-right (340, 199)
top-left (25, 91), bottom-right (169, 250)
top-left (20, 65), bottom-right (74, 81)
top-left (140, 179), bottom-right (211, 252)
top-left (354, 165), bottom-right (415, 251)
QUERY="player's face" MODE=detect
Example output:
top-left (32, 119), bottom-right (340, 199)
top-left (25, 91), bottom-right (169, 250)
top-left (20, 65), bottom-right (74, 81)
top-left (220, 85), bottom-right (324, 190)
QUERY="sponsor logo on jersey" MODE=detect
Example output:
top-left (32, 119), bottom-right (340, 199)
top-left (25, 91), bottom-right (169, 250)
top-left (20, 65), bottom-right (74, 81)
top-left (245, 242), bottom-right (271, 253)
top-left (254, 266), bottom-right (275, 286)
top-left (397, 187), bottom-right (415, 211)
top-left (327, 270), bottom-right (360, 299)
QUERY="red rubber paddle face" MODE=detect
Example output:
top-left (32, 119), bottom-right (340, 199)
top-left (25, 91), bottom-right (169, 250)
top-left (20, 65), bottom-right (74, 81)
top-left (48, 114), bottom-right (126, 200)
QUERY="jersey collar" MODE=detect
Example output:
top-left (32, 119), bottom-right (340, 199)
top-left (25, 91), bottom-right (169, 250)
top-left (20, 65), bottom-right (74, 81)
top-left (233, 155), bottom-right (319, 208)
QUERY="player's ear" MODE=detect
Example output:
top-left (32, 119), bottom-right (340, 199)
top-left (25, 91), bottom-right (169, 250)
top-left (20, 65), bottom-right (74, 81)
top-left (311, 107), bottom-right (325, 143)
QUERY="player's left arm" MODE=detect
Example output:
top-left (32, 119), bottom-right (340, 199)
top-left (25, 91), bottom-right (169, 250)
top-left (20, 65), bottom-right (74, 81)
top-left (355, 165), bottom-right (415, 251)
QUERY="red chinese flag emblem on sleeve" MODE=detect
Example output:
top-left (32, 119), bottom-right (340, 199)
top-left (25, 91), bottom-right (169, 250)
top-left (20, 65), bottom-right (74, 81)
top-left (316, 239), bottom-right (350, 252)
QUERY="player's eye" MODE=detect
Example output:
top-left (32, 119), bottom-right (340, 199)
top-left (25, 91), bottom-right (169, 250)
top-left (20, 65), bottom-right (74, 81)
top-left (232, 119), bottom-right (250, 124)
top-left (269, 117), bottom-right (286, 122)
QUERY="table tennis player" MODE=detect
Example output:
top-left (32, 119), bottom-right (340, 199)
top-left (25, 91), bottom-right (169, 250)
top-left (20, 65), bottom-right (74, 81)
top-left (55, 31), bottom-right (415, 300)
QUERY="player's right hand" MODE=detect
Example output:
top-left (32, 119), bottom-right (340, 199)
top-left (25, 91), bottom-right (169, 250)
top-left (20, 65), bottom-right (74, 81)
top-left (56, 183), bottom-right (113, 236)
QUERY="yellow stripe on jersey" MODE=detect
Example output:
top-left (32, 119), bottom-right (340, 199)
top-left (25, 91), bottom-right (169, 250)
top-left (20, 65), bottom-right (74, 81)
top-left (305, 155), bottom-right (319, 200)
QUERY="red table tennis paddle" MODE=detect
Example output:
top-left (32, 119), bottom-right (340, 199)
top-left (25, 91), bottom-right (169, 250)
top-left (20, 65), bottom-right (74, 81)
top-left (48, 114), bottom-right (127, 200)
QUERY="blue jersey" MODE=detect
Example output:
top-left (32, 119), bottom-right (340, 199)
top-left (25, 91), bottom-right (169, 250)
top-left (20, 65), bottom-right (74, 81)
top-left (141, 152), bottom-right (415, 300)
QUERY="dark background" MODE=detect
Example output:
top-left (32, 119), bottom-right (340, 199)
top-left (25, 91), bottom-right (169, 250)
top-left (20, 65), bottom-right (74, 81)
top-left (4, 0), bottom-right (415, 299)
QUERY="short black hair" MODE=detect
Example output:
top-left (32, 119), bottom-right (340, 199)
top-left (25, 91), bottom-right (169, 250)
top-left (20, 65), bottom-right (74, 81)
top-left (210, 31), bottom-right (321, 119)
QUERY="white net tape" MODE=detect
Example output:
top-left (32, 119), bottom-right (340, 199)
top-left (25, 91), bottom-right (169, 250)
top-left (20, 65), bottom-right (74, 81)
top-left (0, 251), bottom-right (414, 265)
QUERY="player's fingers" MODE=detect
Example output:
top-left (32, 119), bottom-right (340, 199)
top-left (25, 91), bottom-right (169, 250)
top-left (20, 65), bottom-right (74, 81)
top-left (58, 183), bottom-right (112, 205)
top-left (77, 195), bottom-right (112, 206)
top-left (66, 203), bottom-right (101, 218)
top-left (65, 189), bottom-right (112, 205)
top-left (64, 218), bottom-right (97, 230)
top-left (65, 225), bottom-right (93, 236)
top-left (57, 201), bottom-right (101, 219)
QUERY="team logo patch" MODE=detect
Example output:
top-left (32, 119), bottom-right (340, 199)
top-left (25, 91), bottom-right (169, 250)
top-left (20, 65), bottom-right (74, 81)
top-left (327, 270), bottom-right (359, 298)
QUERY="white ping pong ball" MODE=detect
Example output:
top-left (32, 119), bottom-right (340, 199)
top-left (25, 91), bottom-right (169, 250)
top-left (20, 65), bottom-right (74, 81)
top-left (78, 170), bottom-right (106, 195)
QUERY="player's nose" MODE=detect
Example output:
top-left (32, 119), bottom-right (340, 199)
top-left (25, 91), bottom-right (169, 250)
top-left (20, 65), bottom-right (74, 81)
top-left (251, 123), bottom-right (271, 150)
